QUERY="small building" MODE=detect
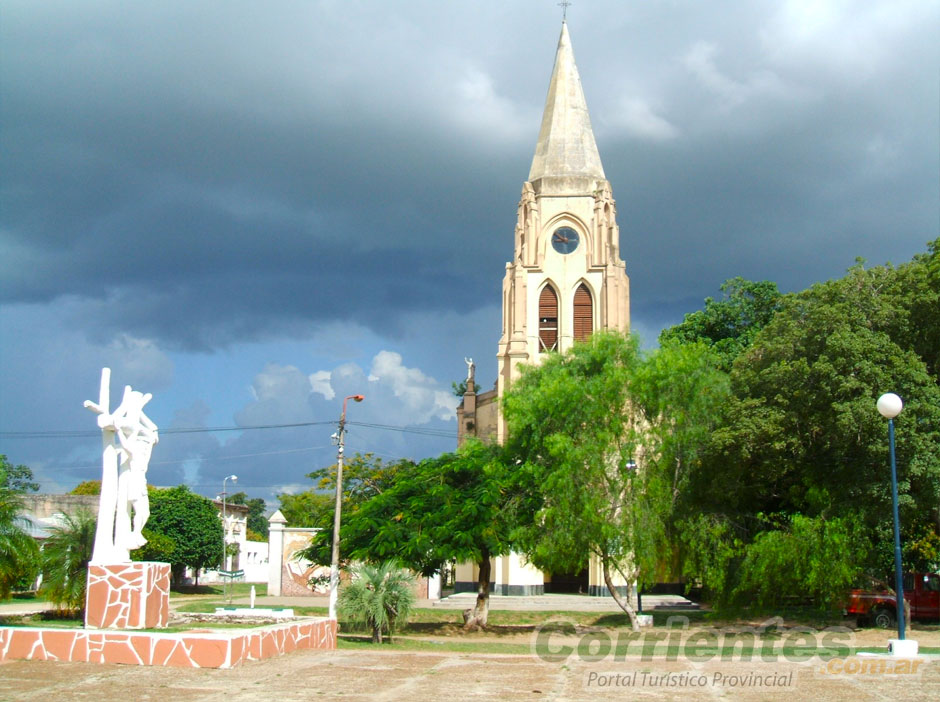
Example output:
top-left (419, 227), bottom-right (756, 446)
top-left (199, 499), bottom-right (268, 584)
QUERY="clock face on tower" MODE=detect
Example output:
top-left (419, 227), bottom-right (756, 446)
top-left (551, 226), bottom-right (580, 254)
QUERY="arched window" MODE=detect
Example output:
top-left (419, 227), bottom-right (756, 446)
top-left (573, 283), bottom-right (593, 342)
top-left (538, 285), bottom-right (558, 352)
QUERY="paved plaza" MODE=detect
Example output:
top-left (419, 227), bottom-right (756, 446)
top-left (3, 645), bottom-right (938, 701)
top-left (3, 593), bottom-right (937, 699)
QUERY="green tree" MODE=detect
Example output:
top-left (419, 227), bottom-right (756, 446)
top-left (659, 277), bottom-right (782, 371)
top-left (676, 242), bottom-right (940, 606)
top-left (715, 283), bottom-right (940, 535)
top-left (278, 453), bottom-right (413, 529)
top-left (228, 492), bottom-right (269, 539)
top-left (503, 332), bottom-right (668, 630)
top-left (69, 480), bottom-right (101, 495)
top-left (308, 453), bottom-right (414, 505)
top-left (337, 560), bottom-right (416, 643)
top-left (629, 340), bottom-right (730, 511)
top-left (0, 464), bottom-right (40, 597)
top-left (144, 486), bottom-right (223, 585)
top-left (131, 528), bottom-right (176, 563)
top-left (40, 509), bottom-right (96, 612)
top-left (0, 455), bottom-right (39, 492)
top-left (302, 442), bottom-right (515, 629)
top-left (732, 515), bottom-right (865, 612)
top-left (277, 490), bottom-right (332, 528)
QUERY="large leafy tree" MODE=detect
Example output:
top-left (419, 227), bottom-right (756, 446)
top-left (707, 257), bottom-right (940, 529)
top-left (503, 332), bottom-right (670, 630)
top-left (277, 453), bottom-right (412, 528)
top-left (1, 455), bottom-right (39, 493)
top-left (673, 240), bottom-right (940, 607)
top-left (142, 485), bottom-right (223, 585)
top-left (40, 509), bottom-right (96, 611)
top-left (228, 492), bottom-right (269, 540)
top-left (629, 340), bottom-right (730, 511)
top-left (302, 442), bottom-right (515, 629)
top-left (0, 461), bottom-right (40, 597)
top-left (659, 277), bottom-right (782, 371)
top-left (277, 490), bottom-right (332, 528)
top-left (69, 480), bottom-right (101, 495)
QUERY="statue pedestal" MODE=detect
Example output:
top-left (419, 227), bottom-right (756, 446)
top-left (85, 562), bottom-right (170, 630)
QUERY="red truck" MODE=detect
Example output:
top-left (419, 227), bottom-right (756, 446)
top-left (846, 572), bottom-right (940, 628)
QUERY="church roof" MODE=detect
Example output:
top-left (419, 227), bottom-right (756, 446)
top-left (528, 22), bottom-right (605, 183)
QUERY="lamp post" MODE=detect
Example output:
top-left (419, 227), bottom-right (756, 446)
top-left (876, 393), bottom-right (905, 641)
top-left (329, 394), bottom-right (365, 620)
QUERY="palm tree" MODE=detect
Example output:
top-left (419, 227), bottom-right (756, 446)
top-left (40, 509), bottom-right (96, 612)
top-left (337, 561), bottom-right (417, 643)
top-left (0, 482), bottom-right (39, 598)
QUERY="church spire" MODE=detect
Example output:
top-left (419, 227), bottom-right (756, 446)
top-left (528, 22), bottom-right (605, 183)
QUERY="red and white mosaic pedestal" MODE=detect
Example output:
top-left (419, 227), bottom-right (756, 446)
top-left (85, 562), bottom-right (170, 630)
top-left (0, 617), bottom-right (336, 668)
top-left (1, 559), bottom-right (338, 667)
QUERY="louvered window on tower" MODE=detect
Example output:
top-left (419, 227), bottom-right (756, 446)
top-left (539, 286), bottom-right (558, 352)
top-left (573, 283), bottom-right (593, 342)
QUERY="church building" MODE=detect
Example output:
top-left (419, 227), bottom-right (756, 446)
top-left (456, 22), bottom-right (632, 596)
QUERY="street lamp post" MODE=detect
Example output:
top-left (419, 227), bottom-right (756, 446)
top-left (329, 394), bottom-right (365, 620)
top-left (876, 393), bottom-right (905, 642)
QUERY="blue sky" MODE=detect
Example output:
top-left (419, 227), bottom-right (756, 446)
top-left (1, 1), bottom-right (937, 504)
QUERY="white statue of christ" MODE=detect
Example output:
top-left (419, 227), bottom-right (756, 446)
top-left (84, 368), bottom-right (159, 563)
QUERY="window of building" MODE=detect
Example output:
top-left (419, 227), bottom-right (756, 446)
top-left (573, 283), bottom-right (593, 342)
top-left (539, 285), bottom-right (558, 352)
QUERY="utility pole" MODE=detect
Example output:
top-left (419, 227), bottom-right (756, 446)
top-left (328, 394), bottom-right (364, 620)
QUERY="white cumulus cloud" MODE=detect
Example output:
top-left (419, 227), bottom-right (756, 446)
top-left (367, 350), bottom-right (455, 423)
top-left (308, 370), bottom-right (335, 400)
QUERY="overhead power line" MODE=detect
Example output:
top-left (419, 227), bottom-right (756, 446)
top-left (0, 419), bottom-right (455, 440)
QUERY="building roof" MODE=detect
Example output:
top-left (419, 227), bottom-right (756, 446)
top-left (528, 22), bottom-right (605, 184)
top-left (211, 499), bottom-right (250, 515)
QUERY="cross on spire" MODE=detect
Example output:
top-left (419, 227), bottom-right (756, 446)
top-left (558, 1), bottom-right (571, 22)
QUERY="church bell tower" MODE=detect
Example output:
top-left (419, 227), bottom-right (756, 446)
top-left (494, 21), bottom-right (630, 439)
top-left (454, 20), bottom-right (634, 597)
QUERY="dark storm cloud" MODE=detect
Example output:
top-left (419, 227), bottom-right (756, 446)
top-left (1, 1), bottom-right (529, 350)
top-left (2, 1), bottom-right (937, 351)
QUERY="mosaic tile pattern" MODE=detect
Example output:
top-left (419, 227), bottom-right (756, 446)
top-left (85, 562), bottom-right (170, 629)
top-left (0, 618), bottom-right (336, 668)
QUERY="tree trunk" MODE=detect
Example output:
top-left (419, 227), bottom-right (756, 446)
top-left (463, 549), bottom-right (491, 630)
top-left (602, 557), bottom-right (640, 632)
top-left (372, 623), bottom-right (382, 643)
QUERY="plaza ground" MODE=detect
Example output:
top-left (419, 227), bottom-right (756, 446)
top-left (3, 591), bottom-right (938, 700)
top-left (3, 645), bottom-right (938, 701)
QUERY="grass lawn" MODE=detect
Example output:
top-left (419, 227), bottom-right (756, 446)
top-left (5, 594), bottom-right (938, 659)
top-left (337, 635), bottom-right (533, 655)
top-left (171, 582), bottom-right (267, 598)
top-left (0, 592), bottom-right (42, 605)
top-left (0, 612), bottom-right (84, 628)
